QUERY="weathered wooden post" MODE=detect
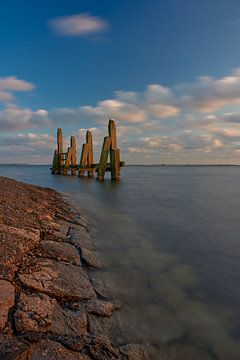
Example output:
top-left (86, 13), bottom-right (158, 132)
top-left (108, 119), bottom-right (121, 181)
top-left (71, 135), bottom-right (77, 175)
top-left (97, 136), bottom-right (111, 181)
top-left (79, 130), bottom-right (94, 177)
top-left (57, 128), bottom-right (65, 169)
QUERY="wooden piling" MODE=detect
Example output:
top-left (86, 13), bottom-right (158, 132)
top-left (110, 148), bottom-right (121, 181)
top-left (79, 143), bottom-right (89, 177)
top-left (97, 136), bottom-right (111, 181)
top-left (86, 131), bottom-right (94, 177)
top-left (63, 147), bottom-right (72, 175)
top-left (57, 128), bottom-right (65, 168)
top-left (71, 135), bottom-right (77, 175)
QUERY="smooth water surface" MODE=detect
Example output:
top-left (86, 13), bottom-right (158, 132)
top-left (1, 165), bottom-right (240, 358)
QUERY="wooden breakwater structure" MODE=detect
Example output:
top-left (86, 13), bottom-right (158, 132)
top-left (51, 119), bottom-right (124, 181)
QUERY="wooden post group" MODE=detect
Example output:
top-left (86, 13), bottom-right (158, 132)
top-left (51, 119), bottom-right (123, 181)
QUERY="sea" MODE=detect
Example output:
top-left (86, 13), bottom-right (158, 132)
top-left (0, 164), bottom-right (240, 359)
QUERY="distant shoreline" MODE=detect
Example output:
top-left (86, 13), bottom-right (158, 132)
top-left (0, 163), bottom-right (240, 167)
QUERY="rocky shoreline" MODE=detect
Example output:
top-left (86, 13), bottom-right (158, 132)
top-left (0, 176), bottom-right (151, 359)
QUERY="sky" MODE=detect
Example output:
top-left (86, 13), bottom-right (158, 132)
top-left (1, 0), bottom-right (240, 164)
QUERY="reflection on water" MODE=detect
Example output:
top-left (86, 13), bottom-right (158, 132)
top-left (1, 165), bottom-right (240, 359)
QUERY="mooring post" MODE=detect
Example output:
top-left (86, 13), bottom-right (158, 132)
top-left (97, 136), bottom-right (111, 181)
top-left (71, 135), bottom-right (77, 175)
top-left (108, 119), bottom-right (121, 181)
top-left (86, 130), bottom-right (94, 177)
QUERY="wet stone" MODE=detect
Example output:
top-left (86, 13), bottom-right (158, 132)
top-left (87, 299), bottom-right (115, 317)
top-left (89, 272), bottom-right (113, 299)
top-left (15, 292), bottom-right (87, 337)
top-left (19, 258), bottom-right (96, 300)
top-left (40, 240), bottom-right (81, 266)
top-left (119, 344), bottom-right (164, 360)
top-left (30, 339), bottom-right (91, 360)
top-left (81, 247), bottom-right (104, 269)
top-left (0, 280), bottom-right (15, 331)
top-left (68, 226), bottom-right (94, 251)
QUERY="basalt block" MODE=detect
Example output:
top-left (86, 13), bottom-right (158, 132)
top-left (19, 259), bottom-right (96, 300)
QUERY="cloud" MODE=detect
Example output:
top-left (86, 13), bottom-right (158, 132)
top-left (49, 13), bottom-right (108, 36)
top-left (0, 76), bottom-right (34, 104)
top-left (177, 69), bottom-right (240, 112)
top-left (0, 104), bottom-right (51, 131)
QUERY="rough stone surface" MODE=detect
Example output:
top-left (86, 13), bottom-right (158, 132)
top-left (0, 280), bottom-right (15, 331)
top-left (81, 247), bottom-right (104, 269)
top-left (0, 335), bottom-right (30, 360)
top-left (19, 258), bottom-right (96, 300)
top-left (87, 299), bottom-right (115, 317)
top-left (87, 336), bottom-right (121, 360)
top-left (68, 226), bottom-right (94, 250)
top-left (89, 272), bottom-right (113, 299)
top-left (40, 240), bottom-right (81, 265)
top-left (30, 339), bottom-right (91, 360)
top-left (15, 293), bottom-right (87, 336)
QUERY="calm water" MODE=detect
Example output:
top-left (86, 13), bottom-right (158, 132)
top-left (1, 165), bottom-right (240, 358)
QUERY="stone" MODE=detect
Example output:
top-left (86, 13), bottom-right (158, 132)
top-left (68, 226), bottom-right (94, 250)
top-left (15, 292), bottom-right (87, 337)
top-left (119, 344), bottom-right (164, 360)
top-left (87, 299), bottom-right (115, 317)
top-left (81, 247), bottom-right (104, 269)
top-left (19, 259), bottom-right (96, 300)
top-left (40, 240), bottom-right (80, 266)
top-left (87, 336), bottom-right (120, 360)
top-left (88, 272), bottom-right (113, 299)
top-left (30, 339), bottom-right (91, 360)
top-left (0, 280), bottom-right (15, 331)
top-left (0, 335), bottom-right (30, 360)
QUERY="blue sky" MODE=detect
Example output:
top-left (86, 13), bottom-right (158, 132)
top-left (1, 0), bottom-right (240, 164)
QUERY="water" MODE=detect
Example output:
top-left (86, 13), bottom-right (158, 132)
top-left (1, 165), bottom-right (240, 358)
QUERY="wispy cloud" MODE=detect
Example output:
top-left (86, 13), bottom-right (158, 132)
top-left (49, 13), bottom-right (108, 36)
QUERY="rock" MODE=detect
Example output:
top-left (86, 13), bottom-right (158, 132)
top-left (87, 336), bottom-right (120, 360)
top-left (15, 292), bottom-right (87, 337)
top-left (89, 272), bottom-right (113, 299)
top-left (30, 339), bottom-right (91, 360)
top-left (87, 299), bottom-right (115, 317)
top-left (119, 344), bottom-right (164, 360)
top-left (81, 247), bottom-right (104, 269)
top-left (19, 258), bottom-right (96, 300)
top-left (52, 221), bottom-right (70, 240)
top-left (0, 280), bottom-right (15, 331)
top-left (68, 226), bottom-right (94, 250)
top-left (40, 240), bottom-right (81, 266)
top-left (0, 225), bottom-right (41, 280)
top-left (0, 335), bottom-right (30, 360)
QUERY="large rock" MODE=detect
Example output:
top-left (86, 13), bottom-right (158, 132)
top-left (30, 339), bottom-right (91, 360)
top-left (19, 258), bottom-right (96, 300)
top-left (0, 280), bottom-right (15, 330)
top-left (40, 240), bottom-right (81, 266)
top-left (15, 292), bottom-right (87, 336)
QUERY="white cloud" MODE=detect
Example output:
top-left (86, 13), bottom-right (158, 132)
top-left (0, 76), bottom-right (34, 105)
top-left (0, 104), bottom-right (51, 131)
top-left (49, 13), bottom-right (108, 36)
